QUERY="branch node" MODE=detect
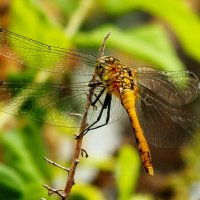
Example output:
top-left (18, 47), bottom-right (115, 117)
top-left (74, 133), bottom-right (80, 140)
top-left (43, 184), bottom-right (65, 198)
top-left (75, 159), bottom-right (80, 164)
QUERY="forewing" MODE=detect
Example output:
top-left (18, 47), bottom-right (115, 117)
top-left (0, 29), bottom-right (123, 128)
top-left (0, 28), bottom-right (96, 74)
top-left (135, 86), bottom-right (200, 147)
top-left (134, 67), bottom-right (200, 106)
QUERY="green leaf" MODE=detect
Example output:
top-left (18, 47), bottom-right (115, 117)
top-left (10, 0), bottom-right (67, 47)
top-left (0, 130), bottom-right (45, 184)
top-left (21, 124), bottom-right (51, 179)
top-left (99, 0), bottom-right (134, 14)
top-left (75, 24), bottom-right (185, 71)
top-left (100, 0), bottom-right (200, 61)
top-left (0, 164), bottom-right (25, 200)
top-left (133, 0), bottom-right (200, 61)
top-left (7, 0), bottom-right (70, 84)
top-left (22, 183), bottom-right (51, 200)
top-left (116, 145), bottom-right (140, 200)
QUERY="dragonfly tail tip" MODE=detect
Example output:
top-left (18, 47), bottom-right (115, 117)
top-left (146, 166), bottom-right (154, 176)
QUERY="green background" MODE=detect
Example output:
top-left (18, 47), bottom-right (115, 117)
top-left (0, 0), bottom-right (200, 199)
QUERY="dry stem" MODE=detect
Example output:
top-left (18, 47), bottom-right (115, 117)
top-left (43, 32), bottom-right (110, 199)
top-left (63, 33), bottom-right (110, 198)
top-left (63, 74), bottom-right (97, 198)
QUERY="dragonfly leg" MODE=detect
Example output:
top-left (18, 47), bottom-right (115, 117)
top-left (88, 81), bottom-right (102, 87)
top-left (79, 92), bottom-right (112, 137)
top-left (88, 94), bottom-right (111, 131)
top-left (91, 87), bottom-right (106, 106)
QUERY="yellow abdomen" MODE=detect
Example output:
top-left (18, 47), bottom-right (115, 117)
top-left (120, 88), bottom-right (154, 176)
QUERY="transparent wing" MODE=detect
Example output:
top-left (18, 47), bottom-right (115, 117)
top-left (134, 67), bottom-right (200, 106)
top-left (0, 81), bottom-right (123, 128)
top-left (0, 28), bottom-right (97, 74)
top-left (135, 83), bottom-right (200, 147)
top-left (0, 29), bottom-right (123, 128)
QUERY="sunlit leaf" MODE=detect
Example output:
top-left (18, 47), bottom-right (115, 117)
top-left (133, 0), bottom-right (200, 61)
top-left (116, 145), bottom-right (140, 200)
top-left (10, 0), bottom-right (68, 47)
top-left (130, 194), bottom-right (153, 200)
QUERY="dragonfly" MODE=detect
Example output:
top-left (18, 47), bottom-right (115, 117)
top-left (0, 28), bottom-right (200, 176)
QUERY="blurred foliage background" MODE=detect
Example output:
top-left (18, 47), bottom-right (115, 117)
top-left (0, 0), bottom-right (200, 199)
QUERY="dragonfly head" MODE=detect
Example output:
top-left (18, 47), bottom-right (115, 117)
top-left (96, 56), bottom-right (120, 76)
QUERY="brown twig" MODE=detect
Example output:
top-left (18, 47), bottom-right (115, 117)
top-left (98, 32), bottom-right (111, 57)
top-left (44, 157), bottom-right (70, 172)
top-left (43, 32), bottom-right (111, 200)
top-left (43, 184), bottom-right (65, 199)
top-left (63, 76), bottom-right (96, 198)
top-left (42, 75), bottom-right (95, 200)
top-left (63, 33), bottom-right (111, 198)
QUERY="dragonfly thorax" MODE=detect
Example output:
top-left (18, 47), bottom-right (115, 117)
top-left (96, 56), bottom-right (135, 95)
